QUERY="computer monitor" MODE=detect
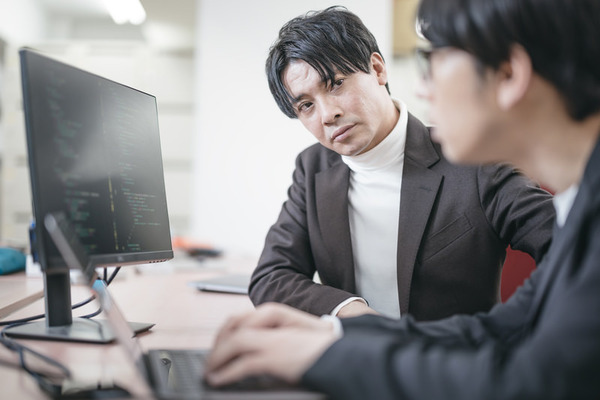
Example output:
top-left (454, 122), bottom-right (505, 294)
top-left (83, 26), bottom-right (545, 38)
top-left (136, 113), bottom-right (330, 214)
top-left (6, 48), bottom-right (173, 342)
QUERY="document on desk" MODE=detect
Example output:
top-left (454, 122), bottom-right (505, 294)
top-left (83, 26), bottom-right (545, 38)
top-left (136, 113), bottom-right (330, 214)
top-left (0, 279), bottom-right (44, 319)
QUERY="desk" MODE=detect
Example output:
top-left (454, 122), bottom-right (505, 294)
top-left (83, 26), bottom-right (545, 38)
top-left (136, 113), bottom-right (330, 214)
top-left (0, 255), bottom-right (256, 399)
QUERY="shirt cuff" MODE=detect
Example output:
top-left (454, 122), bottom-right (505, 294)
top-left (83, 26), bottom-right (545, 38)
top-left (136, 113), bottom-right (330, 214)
top-left (330, 297), bottom-right (368, 316)
top-left (320, 314), bottom-right (344, 339)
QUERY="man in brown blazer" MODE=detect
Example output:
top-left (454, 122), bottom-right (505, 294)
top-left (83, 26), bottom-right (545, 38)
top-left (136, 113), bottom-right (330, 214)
top-left (249, 6), bottom-right (555, 321)
top-left (207, 1), bottom-right (600, 397)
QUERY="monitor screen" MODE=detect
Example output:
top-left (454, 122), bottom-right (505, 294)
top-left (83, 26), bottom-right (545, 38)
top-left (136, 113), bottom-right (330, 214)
top-left (20, 48), bottom-right (173, 272)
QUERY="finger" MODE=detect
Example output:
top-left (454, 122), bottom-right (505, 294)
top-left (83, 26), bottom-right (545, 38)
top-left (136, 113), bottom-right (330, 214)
top-left (213, 304), bottom-right (296, 348)
top-left (213, 303), bottom-right (291, 345)
top-left (207, 327), bottom-right (261, 373)
top-left (205, 351), bottom-right (269, 387)
top-left (210, 304), bottom-right (331, 374)
top-left (207, 327), bottom-right (335, 387)
top-left (246, 303), bottom-right (323, 330)
top-left (242, 303), bottom-right (295, 328)
top-left (214, 309), bottom-right (255, 344)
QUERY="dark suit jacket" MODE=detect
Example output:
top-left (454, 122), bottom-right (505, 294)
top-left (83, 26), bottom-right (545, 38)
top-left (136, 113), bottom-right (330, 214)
top-left (250, 114), bottom-right (555, 321)
top-left (302, 137), bottom-right (600, 400)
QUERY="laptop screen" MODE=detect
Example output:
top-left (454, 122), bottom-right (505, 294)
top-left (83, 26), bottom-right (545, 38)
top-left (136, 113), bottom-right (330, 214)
top-left (45, 212), bottom-right (154, 397)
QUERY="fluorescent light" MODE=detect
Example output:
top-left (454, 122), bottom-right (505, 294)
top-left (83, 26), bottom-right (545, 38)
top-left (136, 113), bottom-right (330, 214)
top-left (104, 0), bottom-right (147, 25)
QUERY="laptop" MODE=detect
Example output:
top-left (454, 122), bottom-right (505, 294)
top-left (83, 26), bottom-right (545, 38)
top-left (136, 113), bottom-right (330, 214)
top-left (190, 274), bottom-right (250, 295)
top-left (44, 212), bottom-right (326, 400)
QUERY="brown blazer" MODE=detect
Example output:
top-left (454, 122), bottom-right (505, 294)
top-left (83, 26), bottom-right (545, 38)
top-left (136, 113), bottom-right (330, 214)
top-left (249, 114), bottom-right (555, 321)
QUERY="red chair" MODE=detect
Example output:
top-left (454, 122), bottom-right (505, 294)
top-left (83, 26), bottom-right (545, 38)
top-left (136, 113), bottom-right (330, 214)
top-left (501, 246), bottom-right (536, 302)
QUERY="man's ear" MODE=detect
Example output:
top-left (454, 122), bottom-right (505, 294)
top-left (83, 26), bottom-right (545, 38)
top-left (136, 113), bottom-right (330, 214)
top-left (496, 45), bottom-right (533, 110)
top-left (370, 52), bottom-right (388, 85)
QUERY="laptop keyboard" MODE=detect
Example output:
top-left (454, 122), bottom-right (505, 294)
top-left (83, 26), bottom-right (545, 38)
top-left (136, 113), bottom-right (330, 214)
top-left (151, 349), bottom-right (208, 393)
top-left (169, 351), bottom-right (206, 383)
top-left (150, 348), bottom-right (301, 394)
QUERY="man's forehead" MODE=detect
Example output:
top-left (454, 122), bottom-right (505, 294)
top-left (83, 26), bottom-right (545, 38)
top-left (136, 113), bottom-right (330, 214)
top-left (283, 60), bottom-right (338, 98)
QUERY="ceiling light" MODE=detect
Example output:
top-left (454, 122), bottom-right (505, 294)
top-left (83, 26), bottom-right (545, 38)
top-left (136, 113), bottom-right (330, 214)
top-left (104, 0), bottom-right (147, 25)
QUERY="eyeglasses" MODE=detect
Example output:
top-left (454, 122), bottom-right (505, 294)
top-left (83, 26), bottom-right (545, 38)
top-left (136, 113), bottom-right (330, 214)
top-left (415, 47), bottom-right (435, 81)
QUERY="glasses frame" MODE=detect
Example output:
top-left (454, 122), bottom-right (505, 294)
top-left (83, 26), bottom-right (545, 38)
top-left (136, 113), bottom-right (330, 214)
top-left (415, 47), bottom-right (435, 81)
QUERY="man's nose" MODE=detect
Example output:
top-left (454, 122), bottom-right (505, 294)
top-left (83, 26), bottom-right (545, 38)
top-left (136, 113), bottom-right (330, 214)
top-left (321, 97), bottom-right (343, 125)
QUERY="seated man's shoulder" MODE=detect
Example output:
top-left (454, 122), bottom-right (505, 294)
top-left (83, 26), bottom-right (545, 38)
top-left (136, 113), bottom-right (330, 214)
top-left (426, 137), bottom-right (516, 180)
top-left (298, 143), bottom-right (340, 167)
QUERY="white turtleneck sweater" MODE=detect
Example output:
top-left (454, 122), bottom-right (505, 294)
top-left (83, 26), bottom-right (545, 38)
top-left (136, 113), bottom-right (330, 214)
top-left (336, 100), bottom-right (408, 318)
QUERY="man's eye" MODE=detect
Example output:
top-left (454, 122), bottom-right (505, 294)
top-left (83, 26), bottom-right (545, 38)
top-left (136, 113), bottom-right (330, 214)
top-left (333, 79), bottom-right (344, 88)
top-left (298, 102), bottom-right (313, 112)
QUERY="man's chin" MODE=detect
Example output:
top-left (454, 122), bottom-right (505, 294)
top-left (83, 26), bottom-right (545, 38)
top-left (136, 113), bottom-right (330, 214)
top-left (333, 144), bottom-right (369, 157)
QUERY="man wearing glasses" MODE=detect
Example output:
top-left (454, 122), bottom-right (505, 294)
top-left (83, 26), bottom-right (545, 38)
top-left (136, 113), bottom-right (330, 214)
top-left (249, 6), bottom-right (554, 322)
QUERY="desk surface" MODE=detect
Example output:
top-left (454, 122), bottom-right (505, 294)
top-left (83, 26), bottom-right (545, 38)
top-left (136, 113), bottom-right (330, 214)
top-left (0, 277), bottom-right (44, 319)
top-left (0, 254), bottom-right (256, 399)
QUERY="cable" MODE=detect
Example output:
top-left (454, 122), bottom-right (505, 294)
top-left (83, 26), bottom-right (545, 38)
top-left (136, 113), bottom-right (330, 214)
top-left (78, 266), bottom-right (121, 319)
top-left (0, 266), bottom-right (124, 396)
top-left (0, 325), bottom-right (72, 397)
top-left (0, 294), bottom-right (96, 326)
top-left (0, 266), bottom-right (121, 326)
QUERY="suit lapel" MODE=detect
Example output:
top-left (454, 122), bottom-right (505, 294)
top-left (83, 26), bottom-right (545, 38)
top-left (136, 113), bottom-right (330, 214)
top-left (397, 114), bottom-right (442, 314)
top-left (315, 160), bottom-right (356, 291)
top-left (314, 113), bottom-right (443, 302)
top-left (527, 138), bottom-right (600, 322)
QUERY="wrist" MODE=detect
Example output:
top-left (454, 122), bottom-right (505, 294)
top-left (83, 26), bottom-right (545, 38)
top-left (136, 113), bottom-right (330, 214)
top-left (320, 314), bottom-right (343, 338)
top-left (331, 297), bottom-right (367, 316)
top-left (336, 299), bottom-right (377, 318)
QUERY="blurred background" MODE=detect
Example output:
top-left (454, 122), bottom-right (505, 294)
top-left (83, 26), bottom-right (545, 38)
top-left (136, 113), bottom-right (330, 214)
top-left (0, 0), bottom-right (428, 261)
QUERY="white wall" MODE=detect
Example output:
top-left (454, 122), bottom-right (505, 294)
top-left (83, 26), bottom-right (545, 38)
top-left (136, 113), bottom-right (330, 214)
top-left (192, 0), bottom-right (395, 257)
top-left (0, 0), bottom-right (47, 245)
top-left (0, 0), bottom-right (46, 155)
top-left (0, 0), bottom-right (46, 45)
top-left (0, 1), bottom-right (197, 247)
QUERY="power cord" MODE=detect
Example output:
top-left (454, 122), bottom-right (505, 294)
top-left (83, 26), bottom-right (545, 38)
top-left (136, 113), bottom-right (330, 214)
top-left (78, 267), bottom-right (121, 319)
top-left (0, 266), bottom-right (121, 326)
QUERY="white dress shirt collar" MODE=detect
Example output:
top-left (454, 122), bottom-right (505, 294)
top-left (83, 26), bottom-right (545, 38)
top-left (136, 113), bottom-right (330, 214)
top-left (553, 184), bottom-right (579, 227)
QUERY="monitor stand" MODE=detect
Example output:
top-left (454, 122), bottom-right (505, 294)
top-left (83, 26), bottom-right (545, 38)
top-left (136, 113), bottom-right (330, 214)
top-left (3, 270), bottom-right (153, 343)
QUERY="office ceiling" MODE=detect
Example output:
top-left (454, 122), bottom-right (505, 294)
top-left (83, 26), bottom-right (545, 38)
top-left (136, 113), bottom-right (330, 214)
top-left (36, 0), bottom-right (195, 22)
top-left (36, 0), bottom-right (108, 17)
top-left (35, 0), bottom-right (196, 49)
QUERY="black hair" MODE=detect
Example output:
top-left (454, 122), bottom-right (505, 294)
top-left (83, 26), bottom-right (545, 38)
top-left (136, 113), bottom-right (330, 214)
top-left (266, 6), bottom-right (389, 119)
top-left (417, 0), bottom-right (600, 121)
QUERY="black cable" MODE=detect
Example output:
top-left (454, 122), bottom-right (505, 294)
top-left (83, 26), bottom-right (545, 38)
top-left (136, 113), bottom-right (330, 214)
top-left (78, 267), bottom-right (121, 319)
top-left (0, 294), bottom-right (96, 326)
top-left (105, 266), bottom-right (121, 285)
top-left (0, 266), bottom-right (124, 396)
top-left (0, 311), bottom-right (49, 326)
top-left (0, 266), bottom-right (121, 325)
top-left (0, 326), bottom-right (72, 396)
